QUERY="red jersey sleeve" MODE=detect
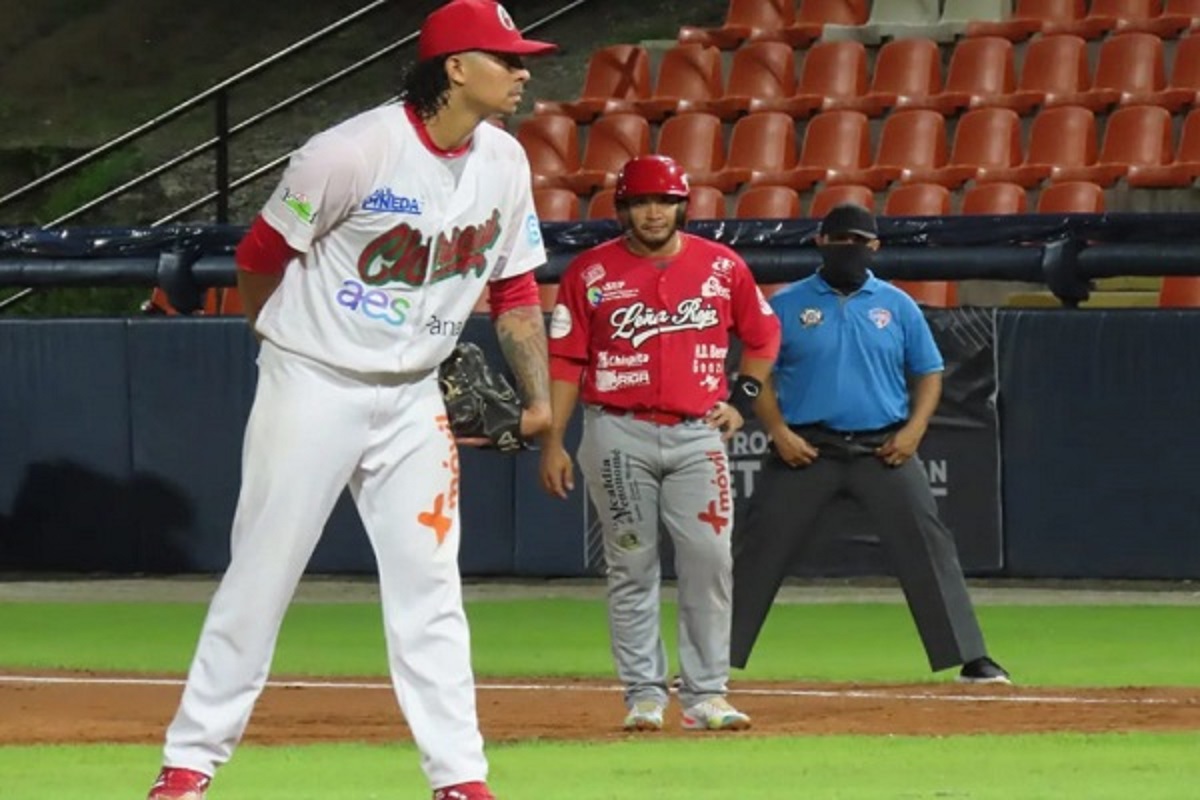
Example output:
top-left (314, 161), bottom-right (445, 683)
top-left (728, 254), bottom-right (781, 359)
top-left (547, 254), bottom-right (595, 364)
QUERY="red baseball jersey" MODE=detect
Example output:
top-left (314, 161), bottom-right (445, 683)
top-left (549, 233), bottom-right (780, 417)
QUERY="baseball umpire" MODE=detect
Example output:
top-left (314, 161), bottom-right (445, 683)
top-left (540, 155), bottom-right (781, 732)
top-left (146, 3), bottom-right (555, 799)
top-left (729, 203), bottom-right (1011, 685)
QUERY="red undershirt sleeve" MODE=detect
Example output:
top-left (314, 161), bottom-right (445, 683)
top-left (235, 215), bottom-right (298, 274)
top-left (487, 272), bottom-right (540, 319)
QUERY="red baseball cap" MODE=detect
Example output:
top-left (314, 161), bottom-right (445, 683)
top-left (419, 0), bottom-right (558, 62)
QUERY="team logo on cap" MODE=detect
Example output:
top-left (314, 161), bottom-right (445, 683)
top-left (800, 308), bottom-right (823, 327)
top-left (497, 4), bottom-right (516, 30)
top-left (869, 308), bottom-right (892, 329)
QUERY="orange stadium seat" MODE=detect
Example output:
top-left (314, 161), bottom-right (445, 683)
top-left (834, 38), bottom-right (943, 117)
top-left (1080, 32), bottom-right (1192, 111)
top-left (1009, 35), bottom-right (1119, 112)
top-left (883, 183), bottom-right (952, 216)
top-left (678, 0), bottom-right (816, 49)
top-left (786, 109), bottom-right (874, 189)
top-left (1052, 104), bottom-right (1174, 187)
top-left (1158, 0), bottom-right (1200, 30)
top-left (687, 185), bottom-right (727, 220)
top-left (701, 42), bottom-right (798, 120)
top-left (810, 184), bottom-right (875, 218)
top-left (960, 181), bottom-right (1030, 214)
top-left (828, 109), bottom-right (948, 190)
top-left (1128, 107), bottom-right (1200, 186)
top-left (909, 106), bottom-right (1023, 188)
top-left (534, 45), bottom-right (651, 122)
top-left (655, 112), bottom-right (727, 185)
top-left (1155, 33), bottom-right (1200, 106)
top-left (1074, 0), bottom-right (1191, 38)
top-left (798, 0), bottom-right (871, 28)
top-left (1158, 276), bottom-right (1200, 306)
top-left (516, 114), bottom-right (580, 190)
top-left (560, 112), bottom-right (651, 195)
top-left (734, 185), bottom-right (803, 218)
top-left (587, 188), bottom-right (617, 220)
top-left (693, 111), bottom-right (798, 192)
top-left (893, 279), bottom-right (959, 306)
top-left (219, 288), bottom-right (244, 316)
top-left (789, 40), bottom-right (870, 116)
top-left (1037, 180), bottom-right (1107, 212)
top-left (966, 0), bottom-right (1096, 41)
top-left (932, 36), bottom-right (1039, 115)
top-left (626, 44), bottom-right (724, 122)
top-left (977, 106), bottom-right (1099, 188)
top-left (533, 188), bottom-right (581, 221)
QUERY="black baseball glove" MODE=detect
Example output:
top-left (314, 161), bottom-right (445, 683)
top-left (438, 342), bottom-right (525, 452)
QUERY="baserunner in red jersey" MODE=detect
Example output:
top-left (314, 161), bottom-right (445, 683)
top-left (539, 155), bottom-right (781, 733)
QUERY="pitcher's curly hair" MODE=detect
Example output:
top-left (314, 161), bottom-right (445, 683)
top-left (400, 55), bottom-right (452, 120)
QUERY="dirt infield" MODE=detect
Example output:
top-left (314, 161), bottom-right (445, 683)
top-left (3, 672), bottom-right (1199, 745)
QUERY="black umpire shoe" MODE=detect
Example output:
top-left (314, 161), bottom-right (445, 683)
top-left (957, 656), bottom-right (1012, 685)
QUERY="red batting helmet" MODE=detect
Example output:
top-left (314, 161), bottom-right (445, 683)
top-left (614, 155), bottom-right (690, 203)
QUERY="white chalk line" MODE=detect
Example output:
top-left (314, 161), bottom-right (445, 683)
top-left (0, 674), bottom-right (1192, 707)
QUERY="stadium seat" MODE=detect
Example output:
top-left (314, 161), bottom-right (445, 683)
top-left (836, 38), bottom-right (943, 117)
top-left (976, 105), bottom-right (1098, 188)
top-left (1158, 276), bottom-right (1200, 306)
top-left (935, 0), bottom-right (1015, 40)
top-left (784, 109), bottom-right (874, 190)
top-left (793, 0), bottom-right (872, 38)
top-left (932, 36), bottom-right (1040, 115)
top-left (699, 42), bottom-right (796, 120)
top-left (1080, 32), bottom-right (1191, 111)
top-left (533, 45), bottom-right (651, 122)
top-left (883, 183), bottom-right (952, 215)
top-left (828, 108), bottom-right (948, 190)
top-left (908, 106), bottom-right (1023, 188)
top-left (1127, 107), bottom-right (1200, 186)
top-left (533, 188), bottom-right (581, 221)
top-left (687, 185), bottom-right (728, 220)
top-left (627, 44), bottom-right (724, 122)
top-left (218, 288), bottom-right (243, 316)
top-left (892, 280), bottom-right (959, 307)
top-left (810, 184), bottom-right (875, 218)
top-left (655, 112), bottom-right (726, 185)
top-left (1052, 104), bottom-right (1174, 187)
top-left (966, 0), bottom-right (1087, 41)
top-left (678, 0), bottom-right (816, 49)
top-left (960, 181), bottom-right (1030, 214)
top-left (693, 111), bottom-right (798, 192)
top-left (1074, 0), bottom-right (1191, 38)
top-left (790, 40), bottom-right (871, 116)
top-left (1157, 0), bottom-right (1200, 31)
top-left (561, 113), bottom-right (651, 195)
top-left (517, 114), bottom-right (580, 190)
top-left (826, 0), bottom-right (940, 43)
top-left (587, 188), bottom-right (617, 220)
top-left (1010, 35), bottom-right (1117, 112)
top-left (734, 185), bottom-right (802, 219)
top-left (1036, 180), bottom-right (1106, 212)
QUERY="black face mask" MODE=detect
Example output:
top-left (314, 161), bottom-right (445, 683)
top-left (818, 242), bottom-right (873, 292)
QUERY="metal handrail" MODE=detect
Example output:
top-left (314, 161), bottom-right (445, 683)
top-left (0, 0), bottom-right (393, 214)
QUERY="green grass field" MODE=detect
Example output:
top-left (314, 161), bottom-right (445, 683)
top-left (1, 593), bottom-right (1196, 799)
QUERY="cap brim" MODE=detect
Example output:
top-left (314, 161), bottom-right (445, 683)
top-left (493, 39), bottom-right (558, 55)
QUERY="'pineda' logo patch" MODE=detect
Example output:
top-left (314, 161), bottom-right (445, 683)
top-left (362, 188), bottom-right (422, 215)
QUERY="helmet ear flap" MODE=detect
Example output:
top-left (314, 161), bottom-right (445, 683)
top-left (676, 202), bottom-right (688, 227)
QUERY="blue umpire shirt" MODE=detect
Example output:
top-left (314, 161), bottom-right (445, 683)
top-left (769, 271), bottom-right (944, 432)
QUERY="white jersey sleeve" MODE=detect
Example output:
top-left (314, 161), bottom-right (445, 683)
top-left (260, 130), bottom-right (372, 252)
top-left (487, 141), bottom-right (546, 282)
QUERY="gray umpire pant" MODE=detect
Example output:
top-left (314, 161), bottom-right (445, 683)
top-left (730, 425), bottom-right (988, 672)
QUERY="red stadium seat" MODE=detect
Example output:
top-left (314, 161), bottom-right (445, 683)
top-left (809, 184), bottom-right (875, 218)
top-left (828, 109), bottom-right (948, 190)
top-left (655, 112), bottom-right (726, 184)
top-left (687, 185), bottom-right (727, 220)
top-left (694, 111), bottom-right (798, 192)
top-left (1036, 180), bottom-right (1106, 212)
top-left (734, 185), bottom-right (802, 219)
top-left (1081, 0), bottom-right (1191, 38)
top-left (1127, 107), bottom-right (1200, 186)
top-left (516, 114), bottom-right (580, 190)
top-left (700, 42), bottom-right (796, 120)
top-left (892, 280), bottom-right (959, 307)
top-left (908, 107), bottom-right (1023, 189)
top-left (626, 44), bottom-right (724, 122)
top-left (533, 188), bottom-right (581, 221)
top-left (587, 188), bottom-right (617, 220)
top-left (792, 40), bottom-right (871, 116)
top-left (883, 183), bottom-right (952, 216)
top-left (1081, 32), bottom-right (1191, 111)
top-left (534, 45), bottom-right (651, 122)
top-left (1158, 276), bottom-right (1200, 306)
top-left (960, 181), bottom-right (1029, 214)
top-left (937, 36), bottom-right (1039, 115)
top-left (1052, 104), bottom-right (1174, 187)
top-left (977, 105), bottom-right (1099, 188)
top-left (835, 38), bottom-right (944, 117)
top-left (560, 113), bottom-right (651, 195)
top-left (679, 0), bottom-right (816, 49)
top-left (966, 0), bottom-right (1099, 41)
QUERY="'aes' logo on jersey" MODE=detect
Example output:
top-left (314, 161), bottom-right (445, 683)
top-left (358, 209), bottom-right (502, 287)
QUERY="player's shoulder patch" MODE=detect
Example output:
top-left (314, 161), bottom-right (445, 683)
top-left (549, 303), bottom-right (573, 339)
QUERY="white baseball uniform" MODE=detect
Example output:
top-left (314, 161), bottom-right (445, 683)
top-left (161, 102), bottom-right (545, 788)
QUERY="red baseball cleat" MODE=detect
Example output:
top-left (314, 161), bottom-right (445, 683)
top-left (433, 781), bottom-right (496, 800)
top-left (147, 767), bottom-right (211, 800)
